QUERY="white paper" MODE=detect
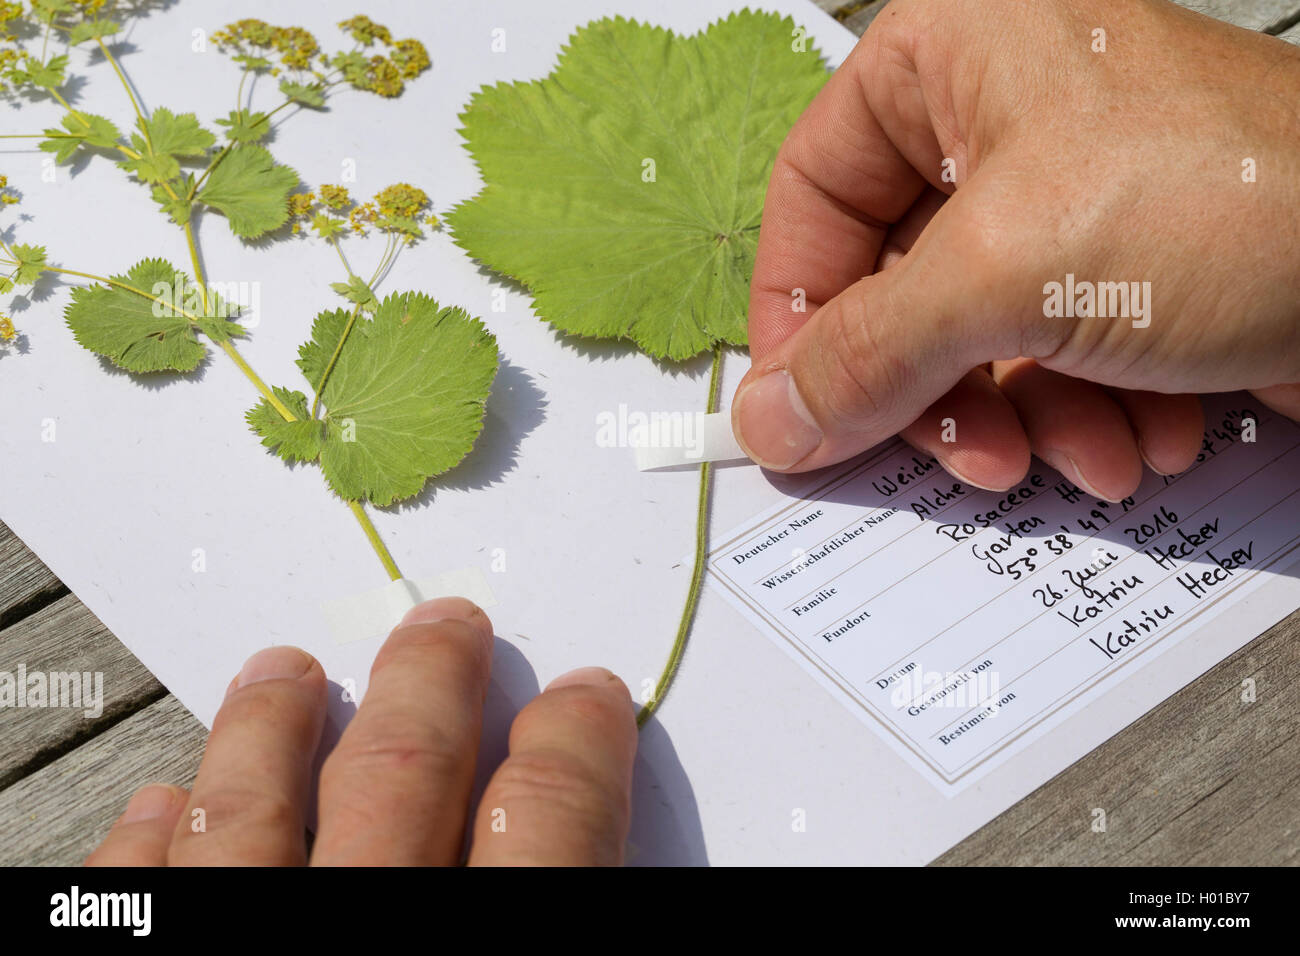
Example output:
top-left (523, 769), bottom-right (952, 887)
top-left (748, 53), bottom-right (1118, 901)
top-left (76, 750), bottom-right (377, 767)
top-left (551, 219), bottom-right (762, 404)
top-left (707, 396), bottom-right (1300, 793)
top-left (2, 0), bottom-right (1298, 865)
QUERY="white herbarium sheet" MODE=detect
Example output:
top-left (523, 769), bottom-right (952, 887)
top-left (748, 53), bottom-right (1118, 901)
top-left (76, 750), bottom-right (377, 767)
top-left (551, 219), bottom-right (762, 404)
top-left (3, 0), bottom-right (1299, 864)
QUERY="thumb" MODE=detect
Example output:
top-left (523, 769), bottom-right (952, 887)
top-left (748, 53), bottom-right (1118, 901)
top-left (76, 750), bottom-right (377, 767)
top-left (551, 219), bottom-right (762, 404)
top-left (731, 211), bottom-right (1030, 472)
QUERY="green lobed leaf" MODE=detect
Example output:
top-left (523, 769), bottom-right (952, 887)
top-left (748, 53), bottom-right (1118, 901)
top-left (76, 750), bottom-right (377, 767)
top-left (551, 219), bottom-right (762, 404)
top-left (215, 108), bottom-right (270, 144)
top-left (68, 20), bottom-right (121, 45)
top-left (246, 387), bottom-right (325, 463)
top-left (134, 107), bottom-right (216, 158)
top-left (278, 78), bottom-right (327, 108)
top-left (11, 244), bottom-right (47, 285)
top-left (197, 145), bottom-right (299, 239)
top-left (119, 151), bottom-right (178, 184)
top-left (289, 294), bottom-right (498, 506)
top-left (13, 54), bottom-right (68, 89)
top-left (330, 275), bottom-right (379, 313)
top-left (151, 178), bottom-right (193, 225)
top-left (63, 258), bottom-right (242, 373)
top-left (447, 11), bottom-right (830, 361)
top-left (310, 212), bottom-right (345, 240)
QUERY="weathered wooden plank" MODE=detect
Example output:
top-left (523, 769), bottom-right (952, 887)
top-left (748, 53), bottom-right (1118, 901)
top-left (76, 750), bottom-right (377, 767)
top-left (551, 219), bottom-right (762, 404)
top-left (0, 593), bottom-right (164, 787)
top-left (935, 608), bottom-right (1300, 865)
top-left (0, 694), bottom-right (204, 866)
top-left (0, 522), bottom-right (65, 629)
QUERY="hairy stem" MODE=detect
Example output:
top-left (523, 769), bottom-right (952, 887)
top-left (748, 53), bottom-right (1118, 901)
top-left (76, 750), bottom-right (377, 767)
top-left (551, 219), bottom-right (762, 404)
top-left (636, 346), bottom-right (723, 727)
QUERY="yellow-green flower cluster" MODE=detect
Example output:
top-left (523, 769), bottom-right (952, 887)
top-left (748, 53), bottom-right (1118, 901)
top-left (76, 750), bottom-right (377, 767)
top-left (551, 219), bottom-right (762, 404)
top-left (214, 15), bottom-right (430, 96)
top-left (338, 15), bottom-right (391, 46)
top-left (289, 183), bottom-right (438, 239)
top-left (213, 19), bottom-right (320, 75)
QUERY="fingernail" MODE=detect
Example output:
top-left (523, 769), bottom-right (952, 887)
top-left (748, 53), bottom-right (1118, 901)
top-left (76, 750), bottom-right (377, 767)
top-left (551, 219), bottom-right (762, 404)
top-left (234, 646), bottom-right (314, 690)
top-left (1043, 451), bottom-right (1116, 503)
top-left (399, 595), bottom-right (486, 630)
top-left (546, 666), bottom-right (619, 692)
top-left (121, 784), bottom-right (182, 824)
top-left (1137, 440), bottom-right (1169, 476)
top-left (734, 369), bottom-right (822, 470)
top-left (941, 458), bottom-right (1011, 493)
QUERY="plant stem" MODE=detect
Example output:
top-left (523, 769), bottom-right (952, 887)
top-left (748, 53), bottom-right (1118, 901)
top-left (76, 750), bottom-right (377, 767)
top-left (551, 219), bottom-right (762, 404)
top-left (183, 220), bottom-right (208, 312)
top-left (328, 235), bottom-right (355, 279)
top-left (636, 346), bottom-right (723, 727)
top-left (311, 305), bottom-right (360, 418)
top-left (348, 501), bottom-right (401, 580)
top-left (94, 34), bottom-right (150, 150)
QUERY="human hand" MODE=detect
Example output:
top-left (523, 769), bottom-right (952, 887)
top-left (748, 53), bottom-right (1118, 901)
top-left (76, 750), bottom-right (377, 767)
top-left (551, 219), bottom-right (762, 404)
top-left (85, 598), bottom-right (637, 866)
top-left (733, 0), bottom-right (1300, 501)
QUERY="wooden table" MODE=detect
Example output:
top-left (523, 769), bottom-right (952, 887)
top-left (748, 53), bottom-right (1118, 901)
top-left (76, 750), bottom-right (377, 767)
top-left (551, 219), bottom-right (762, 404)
top-left (2, 0), bottom-right (1298, 866)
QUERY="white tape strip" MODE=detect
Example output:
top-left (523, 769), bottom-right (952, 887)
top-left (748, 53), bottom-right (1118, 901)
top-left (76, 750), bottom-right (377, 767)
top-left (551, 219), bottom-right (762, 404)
top-left (633, 411), bottom-right (751, 471)
top-left (322, 567), bottom-right (499, 646)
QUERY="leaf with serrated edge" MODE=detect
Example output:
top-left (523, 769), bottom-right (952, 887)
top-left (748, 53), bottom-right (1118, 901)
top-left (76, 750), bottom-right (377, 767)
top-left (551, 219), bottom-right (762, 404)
top-left (64, 258), bottom-right (204, 372)
top-left (198, 145), bottom-right (299, 239)
top-left (294, 294), bottom-right (498, 506)
top-left (246, 387), bottom-right (325, 463)
top-left (63, 258), bottom-right (241, 372)
top-left (447, 11), bottom-right (830, 361)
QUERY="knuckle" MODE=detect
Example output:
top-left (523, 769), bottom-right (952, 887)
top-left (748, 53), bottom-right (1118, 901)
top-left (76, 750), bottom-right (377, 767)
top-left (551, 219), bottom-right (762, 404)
top-left (323, 727), bottom-right (466, 787)
top-left (488, 749), bottom-right (624, 823)
top-left (815, 294), bottom-right (896, 428)
top-left (175, 785), bottom-right (299, 840)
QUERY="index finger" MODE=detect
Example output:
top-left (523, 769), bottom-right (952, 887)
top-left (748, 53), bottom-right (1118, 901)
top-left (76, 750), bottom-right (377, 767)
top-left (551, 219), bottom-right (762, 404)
top-left (747, 23), bottom-right (932, 359)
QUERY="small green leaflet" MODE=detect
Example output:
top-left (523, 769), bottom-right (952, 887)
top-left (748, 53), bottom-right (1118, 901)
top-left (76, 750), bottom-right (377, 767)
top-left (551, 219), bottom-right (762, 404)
top-left (137, 107), bottom-right (216, 158)
top-left (39, 112), bottom-right (121, 163)
top-left (246, 387), bottom-right (324, 463)
top-left (247, 294), bottom-right (498, 506)
top-left (311, 213), bottom-right (345, 240)
top-left (279, 79), bottom-right (327, 109)
top-left (120, 107), bottom-right (215, 184)
top-left (447, 11), bottom-right (830, 361)
top-left (11, 54), bottom-right (68, 89)
top-left (215, 108), bottom-right (271, 143)
top-left (197, 145), bottom-right (299, 239)
top-left (10, 244), bottom-right (48, 285)
top-left (330, 275), bottom-right (379, 313)
top-left (68, 19), bottom-right (121, 45)
top-left (64, 258), bottom-right (243, 373)
top-left (152, 176), bottom-right (195, 225)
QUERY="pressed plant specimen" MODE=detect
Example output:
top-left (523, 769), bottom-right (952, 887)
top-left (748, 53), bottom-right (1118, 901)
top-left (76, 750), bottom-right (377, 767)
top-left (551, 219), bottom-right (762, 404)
top-left (1, 5), bottom-right (496, 585)
top-left (448, 11), bottom-right (830, 721)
